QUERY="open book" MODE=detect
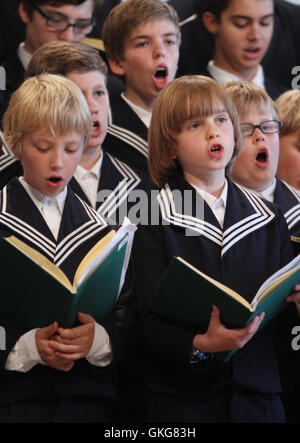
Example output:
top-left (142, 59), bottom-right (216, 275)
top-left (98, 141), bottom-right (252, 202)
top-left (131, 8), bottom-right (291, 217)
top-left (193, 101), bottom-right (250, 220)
top-left (152, 254), bottom-right (300, 361)
top-left (0, 218), bottom-right (136, 329)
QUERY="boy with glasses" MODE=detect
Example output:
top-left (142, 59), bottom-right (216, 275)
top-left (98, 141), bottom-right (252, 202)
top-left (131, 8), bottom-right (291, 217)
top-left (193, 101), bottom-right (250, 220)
top-left (225, 81), bottom-right (300, 238)
top-left (0, 0), bottom-right (98, 122)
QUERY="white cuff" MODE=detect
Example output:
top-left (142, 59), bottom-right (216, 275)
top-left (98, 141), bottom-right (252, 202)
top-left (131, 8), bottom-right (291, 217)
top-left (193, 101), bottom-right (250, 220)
top-left (86, 322), bottom-right (112, 367)
top-left (5, 329), bottom-right (43, 372)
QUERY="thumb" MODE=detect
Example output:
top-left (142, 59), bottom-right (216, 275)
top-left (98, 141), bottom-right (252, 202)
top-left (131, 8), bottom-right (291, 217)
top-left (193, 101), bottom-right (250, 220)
top-left (78, 312), bottom-right (94, 324)
top-left (209, 305), bottom-right (220, 326)
top-left (39, 321), bottom-right (58, 338)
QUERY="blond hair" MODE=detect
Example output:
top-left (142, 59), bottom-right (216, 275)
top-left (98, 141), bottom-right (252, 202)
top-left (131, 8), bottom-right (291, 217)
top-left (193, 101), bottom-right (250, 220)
top-left (26, 41), bottom-right (107, 79)
top-left (275, 90), bottom-right (300, 136)
top-left (223, 81), bottom-right (279, 120)
top-left (102, 0), bottom-right (180, 61)
top-left (3, 74), bottom-right (92, 154)
top-left (148, 75), bottom-right (242, 187)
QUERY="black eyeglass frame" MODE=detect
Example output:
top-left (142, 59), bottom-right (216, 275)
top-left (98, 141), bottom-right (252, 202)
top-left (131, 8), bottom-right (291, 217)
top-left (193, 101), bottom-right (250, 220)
top-left (31, 1), bottom-right (95, 35)
top-left (240, 120), bottom-right (283, 137)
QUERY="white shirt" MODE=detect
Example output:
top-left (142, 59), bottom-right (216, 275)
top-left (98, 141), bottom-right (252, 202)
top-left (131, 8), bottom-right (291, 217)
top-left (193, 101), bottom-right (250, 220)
top-left (17, 42), bottom-right (32, 70)
top-left (121, 93), bottom-right (152, 128)
top-left (207, 60), bottom-right (265, 89)
top-left (192, 179), bottom-right (228, 228)
top-left (5, 179), bottom-right (112, 372)
top-left (74, 154), bottom-right (103, 208)
top-left (243, 178), bottom-right (277, 203)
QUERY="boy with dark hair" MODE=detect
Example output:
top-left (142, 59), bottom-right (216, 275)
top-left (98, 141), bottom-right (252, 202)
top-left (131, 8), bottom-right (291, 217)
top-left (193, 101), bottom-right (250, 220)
top-left (0, 0), bottom-right (99, 121)
top-left (201, 0), bottom-right (284, 99)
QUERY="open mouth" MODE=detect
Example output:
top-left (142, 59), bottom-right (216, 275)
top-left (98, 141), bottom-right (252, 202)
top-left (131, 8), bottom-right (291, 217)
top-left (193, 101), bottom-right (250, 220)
top-left (47, 176), bottom-right (63, 187)
top-left (208, 144), bottom-right (224, 158)
top-left (255, 148), bottom-right (269, 166)
top-left (244, 47), bottom-right (261, 59)
top-left (92, 121), bottom-right (101, 137)
top-left (153, 66), bottom-right (168, 89)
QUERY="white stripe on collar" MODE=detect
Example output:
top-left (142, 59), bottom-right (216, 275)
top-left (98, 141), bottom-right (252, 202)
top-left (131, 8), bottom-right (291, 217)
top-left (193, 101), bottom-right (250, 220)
top-left (158, 182), bottom-right (275, 255)
top-left (97, 154), bottom-right (141, 218)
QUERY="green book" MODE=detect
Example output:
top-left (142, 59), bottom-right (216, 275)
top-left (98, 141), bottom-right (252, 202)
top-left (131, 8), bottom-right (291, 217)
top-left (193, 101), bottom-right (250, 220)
top-left (0, 221), bottom-right (135, 329)
top-left (152, 255), bottom-right (300, 362)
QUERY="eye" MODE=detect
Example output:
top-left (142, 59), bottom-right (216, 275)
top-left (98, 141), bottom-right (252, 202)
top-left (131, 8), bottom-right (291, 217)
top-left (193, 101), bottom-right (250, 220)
top-left (95, 89), bottom-right (106, 97)
top-left (36, 146), bottom-right (49, 152)
top-left (232, 18), bottom-right (249, 29)
top-left (165, 37), bottom-right (177, 46)
top-left (136, 40), bottom-right (148, 48)
top-left (217, 116), bottom-right (228, 124)
top-left (188, 122), bottom-right (200, 130)
top-left (260, 16), bottom-right (273, 27)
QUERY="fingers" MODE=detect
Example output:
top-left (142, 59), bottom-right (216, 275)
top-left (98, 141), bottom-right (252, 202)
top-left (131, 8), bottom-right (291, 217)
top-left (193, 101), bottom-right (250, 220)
top-left (37, 321), bottom-right (58, 339)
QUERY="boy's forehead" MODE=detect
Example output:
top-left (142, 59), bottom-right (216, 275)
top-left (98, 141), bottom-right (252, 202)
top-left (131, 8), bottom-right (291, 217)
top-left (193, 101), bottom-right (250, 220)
top-left (223, 0), bottom-right (274, 18)
top-left (128, 18), bottom-right (179, 39)
top-left (42, 0), bottom-right (94, 18)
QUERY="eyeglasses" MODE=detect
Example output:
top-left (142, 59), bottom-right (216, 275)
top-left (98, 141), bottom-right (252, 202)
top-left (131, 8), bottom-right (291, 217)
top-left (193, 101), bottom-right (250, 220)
top-left (31, 1), bottom-right (95, 35)
top-left (240, 120), bottom-right (283, 137)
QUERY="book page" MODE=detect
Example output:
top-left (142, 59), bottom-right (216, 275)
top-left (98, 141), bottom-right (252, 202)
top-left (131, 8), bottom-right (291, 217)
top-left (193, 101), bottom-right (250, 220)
top-left (74, 218), bottom-right (137, 290)
top-left (251, 254), bottom-right (300, 308)
top-left (6, 236), bottom-right (72, 290)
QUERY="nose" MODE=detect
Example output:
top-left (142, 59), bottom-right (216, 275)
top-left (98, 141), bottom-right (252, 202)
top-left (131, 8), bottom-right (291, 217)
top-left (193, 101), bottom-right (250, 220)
top-left (57, 25), bottom-right (76, 41)
top-left (252, 127), bottom-right (266, 142)
top-left (86, 95), bottom-right (98, 115)
top-left (50, 149), bottom-right (64, 170)
top-left (153, 39), bottom-right (166, 59)
top-left (248, 22), bottom-right (261, 41)
top-left (205, 120), bottom-right (219, 140)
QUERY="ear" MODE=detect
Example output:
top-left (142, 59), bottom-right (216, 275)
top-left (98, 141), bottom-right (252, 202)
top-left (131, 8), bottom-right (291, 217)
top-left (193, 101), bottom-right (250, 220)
top-left (202, 11), bottom-right (219, 35)
top-left (108, 58), bottom-right (126, 77)
top-left (18, 1), bottom-right (31, 24)
top-left (11, 144), bottom-right (22, 160)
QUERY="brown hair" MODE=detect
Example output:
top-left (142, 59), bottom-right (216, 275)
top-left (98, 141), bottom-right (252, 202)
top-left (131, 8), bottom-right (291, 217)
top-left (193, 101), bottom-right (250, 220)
top-left (26, 40), bottom-right (107, 79)
top-left (102, 0), bottom-right (180, 62)
top-left (21, 0), bottom-right (100, 17)
top-left (275, 90), bottom-right (300, 136)
top-left (223, 81), bottom-right (279, 120)
top-left (148, 75), bottom-right (242, 187)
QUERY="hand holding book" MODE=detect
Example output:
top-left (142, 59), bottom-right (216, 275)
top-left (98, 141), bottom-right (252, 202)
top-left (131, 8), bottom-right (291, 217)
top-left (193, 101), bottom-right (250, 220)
top-left (192, 305), bottom-right (265, 354)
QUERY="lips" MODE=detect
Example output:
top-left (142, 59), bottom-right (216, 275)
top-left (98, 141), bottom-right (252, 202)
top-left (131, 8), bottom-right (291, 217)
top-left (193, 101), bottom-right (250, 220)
top-left (153, 65), bottom-right (168, 89)
top-left (208, 144), bottom-right (224, 159)
top-left (244, 47), bottom-right (262, 60)
top-left (47, 176), bottom-right (63, 188)
top-left (255, 148), bottom-right (269, 167)
top-left (92, 121), bottom-right (102, 137)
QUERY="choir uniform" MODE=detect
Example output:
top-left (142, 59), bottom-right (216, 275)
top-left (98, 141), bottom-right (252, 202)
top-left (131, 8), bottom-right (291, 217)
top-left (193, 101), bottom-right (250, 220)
top-left (103, 94), bottom-right (149, 175)
top-left (131, 174), bottom-right (297, 422)
top-left (0, 137), bottom-right (22, 190)
top-left (273, 178), bottom-right (300, 237)
top-left (0, 177), bottom-right (131, 423)
top-left (69, 150), bottom-right (151, 225)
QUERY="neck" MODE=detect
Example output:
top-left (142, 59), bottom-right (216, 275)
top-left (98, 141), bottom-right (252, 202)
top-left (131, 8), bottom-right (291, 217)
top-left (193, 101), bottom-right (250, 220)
top-left (213, 53), bottom-right (258, 82)
top-left (124, 89), bottom-right (155, 113)
top-left (185, 170), bottom-right (226, 198)
top-left (80, 146), bottom-right (102, 171)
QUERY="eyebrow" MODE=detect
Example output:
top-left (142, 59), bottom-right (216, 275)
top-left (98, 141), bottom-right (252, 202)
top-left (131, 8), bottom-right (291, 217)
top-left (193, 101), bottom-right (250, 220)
top-left (230, 14), bottom-right (275, 20)
top-left (131, 32), bottom-right (178, 41)
top-left (43, 7), bottom-right (92, 22)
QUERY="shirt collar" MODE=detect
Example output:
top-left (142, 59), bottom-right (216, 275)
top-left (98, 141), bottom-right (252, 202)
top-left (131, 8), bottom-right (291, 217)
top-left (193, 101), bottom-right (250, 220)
top-left (17, 42), bottom-right (32, 70)
top-left (74, 152), bottom-right (103, 181)
top-left (19, 177), bottom-right (67, 214)
top-left (121, 93), bottom-right (152, 128)
top-left (192, 179), bottom-right (228, 210)
top-left (207, 60), bottom-right (265, 88)
top-left (242, 178), bottom-right (277, 202)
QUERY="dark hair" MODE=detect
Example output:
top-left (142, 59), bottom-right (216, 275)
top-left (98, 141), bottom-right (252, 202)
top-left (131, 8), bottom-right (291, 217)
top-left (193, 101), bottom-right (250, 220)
top-left (21, 0), bottom-right (101, 16)
top-left (203, 0), bottom-right (233, 20)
